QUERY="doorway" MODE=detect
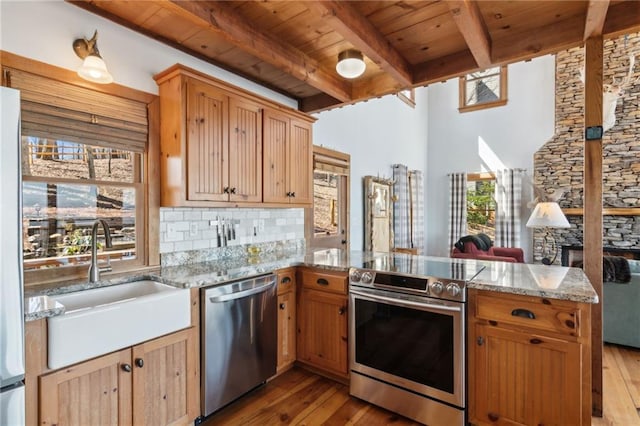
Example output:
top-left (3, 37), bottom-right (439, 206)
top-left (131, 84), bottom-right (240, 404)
top-left (306, 146), bottom-right (350, 250)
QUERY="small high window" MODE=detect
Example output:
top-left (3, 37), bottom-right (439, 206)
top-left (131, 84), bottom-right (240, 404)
top-left (459, 66), bottom-right (507, 112)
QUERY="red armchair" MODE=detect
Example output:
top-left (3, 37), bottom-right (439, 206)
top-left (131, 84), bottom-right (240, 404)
top-left (451, 241), bottom-right (525, 263)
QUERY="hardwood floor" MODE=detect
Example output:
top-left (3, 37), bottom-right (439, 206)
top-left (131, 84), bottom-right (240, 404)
top-left (203, 344), bottom-right (639, 425)
top-left (592, 344), bottom-right (640, 426)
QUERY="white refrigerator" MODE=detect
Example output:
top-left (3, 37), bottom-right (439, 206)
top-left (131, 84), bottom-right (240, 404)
top-left (0, 87), bottom-right (26, 425)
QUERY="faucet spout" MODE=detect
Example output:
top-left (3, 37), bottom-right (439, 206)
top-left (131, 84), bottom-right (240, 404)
top-left (88, 219), bottom-right (113, 283)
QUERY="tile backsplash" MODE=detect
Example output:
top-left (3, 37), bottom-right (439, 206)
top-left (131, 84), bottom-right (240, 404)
top-left (159, 207), bottom-right (305, 266)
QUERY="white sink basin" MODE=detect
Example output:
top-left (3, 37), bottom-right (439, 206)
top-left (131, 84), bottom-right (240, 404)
top-left (48, 280), bottom-right (191, 369)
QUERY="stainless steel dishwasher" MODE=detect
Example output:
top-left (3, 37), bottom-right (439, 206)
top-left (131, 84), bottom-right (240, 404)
top-left (201, 274), bottom-right (277, 417)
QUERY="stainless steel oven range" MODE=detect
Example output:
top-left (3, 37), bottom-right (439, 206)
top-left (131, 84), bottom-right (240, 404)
top-left (349, 257), bottom-right (484, 426)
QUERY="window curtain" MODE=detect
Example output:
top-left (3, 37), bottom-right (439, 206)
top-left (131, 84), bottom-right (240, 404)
top-left (494, 169), bottom-right (525, 248)
top-left (393, 164), bottom-right (411, 248)
top-left (409, 170), bottom-right (424, 252)
top-left (448, 173), bottom-right (467, 253)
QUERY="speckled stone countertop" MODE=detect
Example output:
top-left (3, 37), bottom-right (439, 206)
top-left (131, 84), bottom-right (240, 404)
top-left (24, 249), bottom-right (598, 321)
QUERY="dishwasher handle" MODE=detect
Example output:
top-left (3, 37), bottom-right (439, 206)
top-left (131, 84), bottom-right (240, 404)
top-left (208, 277), bottom-right (276, 303)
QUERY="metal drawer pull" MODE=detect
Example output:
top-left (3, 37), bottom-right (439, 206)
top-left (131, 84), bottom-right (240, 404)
top-left (281, 276), bottom-right (291, 284)
top-left (317, 278), bottom-right (329, 286)
top-left (279, 303), bottom-right (286, 310)
top-left (135, 358), bottom-right (144, 368)
top-left (121, 363), bottom-right (132, 373)
top-left (511, 308), bottom-right (536, 319)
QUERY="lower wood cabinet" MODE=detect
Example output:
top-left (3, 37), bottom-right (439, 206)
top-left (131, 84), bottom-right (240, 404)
top-left (468, 289), bottom-right (591, 426)
top-left (297, 287), bottom-right (348, 377)
top-left (39, 327), bottom-right (198, 426)
top-left (276, 268), bottom-right (296, 373)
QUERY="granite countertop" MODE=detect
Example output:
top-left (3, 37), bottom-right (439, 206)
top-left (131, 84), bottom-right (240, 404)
top-left (25, 249), bottom-right (598, 321)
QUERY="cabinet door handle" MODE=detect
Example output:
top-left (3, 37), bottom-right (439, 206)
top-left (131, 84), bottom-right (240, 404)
top-left (511, 308), bottom-right (536, 319)
top-left (488, 412), bottom-right (499, 422)
top-left (317, 278), bottom-right (329, 286)
top-left (279, 303), bottom-right (286, 310)
top-left (223, 187), bottom-right (230, 194)
top-left (135, 358), bottom-right (144, 368)
top-left (291, 192), bottom-right (296, 197)
top-left (230, 187), bottom-right (237, 194)
top-left (281, 276), bottom-right (291, 284)
top-left (285, 192), bottom-right (291, 197)
top-left (338, 307), bottom-right (346, 315)
top-left (530, 338), bottom-right (543, 345)
top-left (477, 336), bottom-right (484, 346)
top-left (121, 363), bottom-right (132, 373)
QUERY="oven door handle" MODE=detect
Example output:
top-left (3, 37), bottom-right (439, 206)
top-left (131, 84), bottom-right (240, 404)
top-left (350, 289), bottom-right (462, 313)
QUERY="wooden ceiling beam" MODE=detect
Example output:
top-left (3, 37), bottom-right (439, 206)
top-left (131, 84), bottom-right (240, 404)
top-left (412, 50), bottom-right (480, 86)
top-left (163, 0), bottom-right (352, 102)
top-left (306, 1), bottom-right (413, 87)
top-left (447, 1), bottom-right (492, 69)
top-left (603, 0), bottom-right (640, 38)
top-left (583, 0), bottom-right (609, 40)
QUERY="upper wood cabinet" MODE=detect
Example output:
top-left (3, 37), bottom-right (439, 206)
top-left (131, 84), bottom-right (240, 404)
top-left (155, 64), bottom-right (314, 207)
top-left (263, 109), bottom-right (313, 205)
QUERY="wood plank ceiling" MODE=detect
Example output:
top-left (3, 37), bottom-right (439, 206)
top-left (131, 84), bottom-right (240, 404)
top-left (69, 0), bottom-right (640, 112)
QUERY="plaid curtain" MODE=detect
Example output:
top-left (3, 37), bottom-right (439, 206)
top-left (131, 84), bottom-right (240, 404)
top-left (495, 169), bottom-right (524, 247)
top-left (393, 164), bottom-right (411, 248)
top-left (409, 170), bottom-right (424, 253)
top-left (448, 173), bottom-right (467, 253)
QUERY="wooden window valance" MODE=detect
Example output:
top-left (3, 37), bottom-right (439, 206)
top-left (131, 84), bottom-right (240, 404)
top-left (314, 152), bottom-right (349, 175)
top-left (4, 67), bottom-right (148, 153)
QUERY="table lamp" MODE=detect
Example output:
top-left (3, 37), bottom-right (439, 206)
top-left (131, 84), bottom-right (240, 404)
top-left (526, 202), bottom-right (570, 265)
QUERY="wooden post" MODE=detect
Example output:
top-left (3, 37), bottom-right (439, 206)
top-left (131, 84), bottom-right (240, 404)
top-left (584, 36), bottom-right (603, 417)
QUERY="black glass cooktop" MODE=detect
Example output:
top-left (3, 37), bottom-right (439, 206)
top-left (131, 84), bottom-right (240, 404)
top-left (358, 255), bottom-right (485, 282)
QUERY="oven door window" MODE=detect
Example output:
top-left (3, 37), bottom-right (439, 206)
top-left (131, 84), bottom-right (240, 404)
top-left (354, 298), bottom-right (454, 393)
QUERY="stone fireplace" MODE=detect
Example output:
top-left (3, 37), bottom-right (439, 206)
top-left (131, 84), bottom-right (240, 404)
top-left (532, 32), bottom-right (640, 262)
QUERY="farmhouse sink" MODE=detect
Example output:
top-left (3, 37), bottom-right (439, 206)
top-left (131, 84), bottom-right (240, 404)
top-left (48, 280), bottom-right (190, 369)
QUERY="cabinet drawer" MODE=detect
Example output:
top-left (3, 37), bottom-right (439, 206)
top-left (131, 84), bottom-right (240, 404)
top-left (475, 293), bottom-right (581, 337)
top-left (300, 270), bottom-right (347, 294)
top-left (276, 268), bottom-right (296, 295)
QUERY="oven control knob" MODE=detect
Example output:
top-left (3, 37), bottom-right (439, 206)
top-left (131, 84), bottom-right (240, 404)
top-left (349, 269), bottom-right (362, 283)
top-left (361, 271), bottom-right (374, 284)
top-left (430, 281), bottom-right (444, 295)
top-left (446, 283), bottom-right (461, 297)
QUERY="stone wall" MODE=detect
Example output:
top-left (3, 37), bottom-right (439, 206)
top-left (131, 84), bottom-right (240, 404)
top-left (533, 32), bottom-right (640, 260)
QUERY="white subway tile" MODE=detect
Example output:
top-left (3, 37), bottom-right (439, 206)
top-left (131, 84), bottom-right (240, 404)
top-left (159, 242), bottom-right (174, 253)
top-left (174, 240), bottom-right (193, 252)
top-left (163, 210), bottom-right (184, 221)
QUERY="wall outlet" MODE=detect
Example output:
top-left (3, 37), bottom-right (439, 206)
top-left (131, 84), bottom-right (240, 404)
top-left (190, 223), bottom-right (198, 237)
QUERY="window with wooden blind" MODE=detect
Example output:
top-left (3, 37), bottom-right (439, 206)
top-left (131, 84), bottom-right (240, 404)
top-left (307, 146), bottom-right (350, 250)
top-left (4, 65), bottom-right (153, 281)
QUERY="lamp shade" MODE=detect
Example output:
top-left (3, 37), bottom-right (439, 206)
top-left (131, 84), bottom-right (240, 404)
top-left (77, 54), bottom-right (113, 84)
top-left (526, 202), bottom-right (570, 228)
top-left (336, 50), bottom-right (366, 79)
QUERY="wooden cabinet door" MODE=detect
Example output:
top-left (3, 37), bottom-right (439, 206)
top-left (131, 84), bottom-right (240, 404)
top-left (277, 292), bottom-right (296, 372)
top-left (471, 324), bottom-right (582, 426)
top-left (229, 97), bottom-right (262, 202)
top-left (131, 328), bottom-right (198, 426)
top-left (297, 289), bottom-right (348, 375)
top-left (186, 79), bottom-right (229, 202)
top-left (263, 109), bottom-right (290, 203)
top-left (288, 119), bottom-right (312, 205)
top-left (39, 349), bottom-right (132, 426)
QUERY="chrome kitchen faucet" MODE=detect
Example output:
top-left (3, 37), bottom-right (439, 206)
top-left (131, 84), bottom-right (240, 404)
top-left (88, 219), bottom-right (113, 282)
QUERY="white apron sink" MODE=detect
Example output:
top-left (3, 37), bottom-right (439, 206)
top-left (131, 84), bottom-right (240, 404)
top-left (47, 280), bottom-right (190, 369)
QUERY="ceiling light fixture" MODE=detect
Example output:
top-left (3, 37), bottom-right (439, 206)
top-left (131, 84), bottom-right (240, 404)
top-left (73, 30), bottom-right (113, 84)
top-left (336, 49), bottom-right (366, 79)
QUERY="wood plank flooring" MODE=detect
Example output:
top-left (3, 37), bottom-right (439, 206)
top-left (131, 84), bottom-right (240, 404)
top-left (203, 344), bottom-right (639, 425)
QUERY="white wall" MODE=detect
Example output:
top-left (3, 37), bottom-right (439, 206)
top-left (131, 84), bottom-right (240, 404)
top-left (426, 55), bottom-right (556, 259)
top-left (313, 90), bottom-right (429, 252)
top-left (0, 0), bottom-right (296, 107)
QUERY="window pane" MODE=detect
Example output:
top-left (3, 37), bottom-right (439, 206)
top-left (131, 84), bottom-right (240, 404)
top-left (314, 171), bottom-right (339, 236)
top-left (466, 180), bottom-right (496, 241)
top-left (23, 182), bottom-right (137, 270)
top-left (21, 136), bottom-right (135, 183)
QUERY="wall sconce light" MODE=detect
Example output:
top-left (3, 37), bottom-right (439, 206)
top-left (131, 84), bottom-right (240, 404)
top-left (73, 30), bottom-right (113, 84)
top-left (336, 49), bottom-right (366, 79)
